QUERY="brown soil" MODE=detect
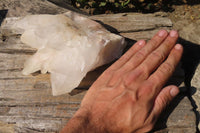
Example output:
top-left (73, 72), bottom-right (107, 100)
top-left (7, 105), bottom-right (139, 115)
top-left (168, 4), bottom-right (200, 24)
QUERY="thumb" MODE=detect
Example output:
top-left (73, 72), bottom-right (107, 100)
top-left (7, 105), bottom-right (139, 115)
top-left (152, 85), bottom-right (179, 117)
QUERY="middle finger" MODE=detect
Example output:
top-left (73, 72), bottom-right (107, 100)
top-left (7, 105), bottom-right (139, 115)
top-left (134, 30), bottom-right (179, 80)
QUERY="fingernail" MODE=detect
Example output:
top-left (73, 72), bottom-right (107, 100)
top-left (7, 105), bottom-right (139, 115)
top-left (158, 30), bottom-right (167, 37)
top-left (170, 30), bottom-right (178, 37)
top-left (170, 87), bottom-right (179, 97)
top-left (138, 40), bottom-right (145, 46)
top-left (175, 44), bottom-right (182, 50)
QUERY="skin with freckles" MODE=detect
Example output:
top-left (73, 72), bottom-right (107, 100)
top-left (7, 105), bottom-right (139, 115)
top-left (61, 30), bottom-right (183, 133)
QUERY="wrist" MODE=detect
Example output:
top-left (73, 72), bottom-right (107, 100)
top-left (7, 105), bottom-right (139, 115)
top-left (61, 107), bottom-right (112, 133)
top-left (60, 108), bottom-right (89, 133)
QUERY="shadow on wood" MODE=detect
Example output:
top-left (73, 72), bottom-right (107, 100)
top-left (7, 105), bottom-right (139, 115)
top-left (178, 37), bottom-right (200, 132)
top-left (179, 38), bottom-right (200, 89)
top-left (0, 10), bottom-right (8, 26)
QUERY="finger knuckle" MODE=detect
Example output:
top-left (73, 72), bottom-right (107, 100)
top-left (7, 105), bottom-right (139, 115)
top-left (113, 70), bottom-right (123, 80)
top-left (151, 51), bottom-right (165, 62)
top-left (156, 95), bottom-right (168, 109)
top-left (149, 39), bottom-right (159, 49)
top-left (123, 72), bottom-right (137, 87)
top-left (103, 69), bottom-right (114, 77)
top-left (151, 76), bottom-right (160, 84)
top-left (166, 36), bottom-right (175, 44)
top-left (113, 69), bottom-right (123, 77)
top-left (161, 62), bottom-right (174, 74)
top-left (138, 81), bottom-right (155, 98)
top-left (107, 70), bottom-right (122, 86)
top-left (123, 68), bottom-right (147, 87)
top-left (138, 65), bottom-right (149, 78)
top-left (123, 91), bottom-right (138, 103)
top-left (124, 61), bottom-right (134, 70)
top-left (135, 50), bottom-right (146, 60)
top-left (119, 54), bottom-right (129, 62)
top-left (123, 74), bottom-right (131, 87)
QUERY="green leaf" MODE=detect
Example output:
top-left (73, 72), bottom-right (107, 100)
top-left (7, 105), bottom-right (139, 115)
top-left (124, 0), bottom-right (130, 6)
top-left (121, 0), bottom-right (130, 7)
top-left (121, 0), bottom-right (130, 8)
top-left (99, 2), bottom-right (107, 7)
top-left (114, 2), bottom-right (120, 7)
top-left (121, 2), bottom-right (124, 7)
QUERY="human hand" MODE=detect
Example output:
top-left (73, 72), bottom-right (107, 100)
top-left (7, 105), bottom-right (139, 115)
top-left (61, 30), bottom-right (183, 133)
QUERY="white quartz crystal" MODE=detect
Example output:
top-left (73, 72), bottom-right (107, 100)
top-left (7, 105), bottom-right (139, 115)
top-left (13, 12), bottom-right (125, 96)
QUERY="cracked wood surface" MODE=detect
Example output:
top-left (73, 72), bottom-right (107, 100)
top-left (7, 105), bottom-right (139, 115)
top-left (0, 2), bottom-right (197, 132)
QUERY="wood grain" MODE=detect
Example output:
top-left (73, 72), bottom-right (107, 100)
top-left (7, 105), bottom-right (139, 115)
top-left (0, 12), bottom-right (196, 133)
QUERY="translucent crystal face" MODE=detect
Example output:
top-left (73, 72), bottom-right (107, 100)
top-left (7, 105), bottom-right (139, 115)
top-left (14, 11), bottom-right (125, 96)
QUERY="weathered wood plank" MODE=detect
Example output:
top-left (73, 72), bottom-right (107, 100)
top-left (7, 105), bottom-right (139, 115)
top-left (0, 121), bottom-right (14, 133)
top-left (0, 11), bottom-right (196, 133)
top-left (90, 12), bottom-right (172, 33)
top-left (1, 12), bottom-right (172, 41)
